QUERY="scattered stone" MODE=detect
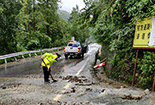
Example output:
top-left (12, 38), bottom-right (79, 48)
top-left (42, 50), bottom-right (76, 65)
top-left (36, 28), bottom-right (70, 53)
top-left (75, 83), bottom-right (93, 86)
top-left (62, 75), bottom-right (90, 84)
top-left (59, 76), bottom-right (62, 78)
top-left (0, 83), bottom-right (21, 89)
top-left (144, 89), bottom-right (150, 95)
top-left (2, 87), bottom-right (6, 89)
top-left (71, 87), bottom-right (76, 93)
top-left (86, 88), bottom-right (92, 91)
top-left (81, 76), bottom-right (86, 78)
top-left (57, 101), bottom-right (62, 104)
top-left (101, 89), bottom-right (105, 92)
top-left (64, 102), bottom-right (67, 105)
top-left (120, 85), bottom-right (128, 88)
top-left (39, 103), bottom-right (43, 105)
top-left (108, 81), bottom-right (113, 85)
top-left (121, 94), bottom-right (142, 100)
top-left (64, 91), bottom-right (69, 94)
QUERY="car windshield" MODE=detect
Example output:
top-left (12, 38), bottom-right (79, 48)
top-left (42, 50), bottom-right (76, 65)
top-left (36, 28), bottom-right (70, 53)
top-left (68, 43), bottom-right (79, 47)
top-left (72, 44), bottom-right (79, 47)
top-left (68, 43), bottom-right (73, 46)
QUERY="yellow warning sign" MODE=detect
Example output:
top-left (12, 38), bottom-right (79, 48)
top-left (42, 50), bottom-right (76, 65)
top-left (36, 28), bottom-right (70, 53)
top-left (133, 17), bottom-right (154, 48)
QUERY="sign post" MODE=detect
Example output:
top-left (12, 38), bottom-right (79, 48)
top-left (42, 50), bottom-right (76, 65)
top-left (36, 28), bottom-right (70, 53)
top-left (132, 49), bottom-right (139, 85)
top-left (133, 16), bottom-right (155, 87)
top-left (152, 75), bottom-right (155, 91)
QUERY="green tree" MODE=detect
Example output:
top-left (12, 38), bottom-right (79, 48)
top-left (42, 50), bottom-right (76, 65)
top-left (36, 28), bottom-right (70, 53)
top-left (69, 5), bottom-right (90, 43)
top-left (80, 0), bottom-right (155, 89)
top-left (37, 0), bottom-right (61, 47)
top-left (0, 0), bottom-right (22, 55)
top-left (17, 0), bottom-right (66, 50)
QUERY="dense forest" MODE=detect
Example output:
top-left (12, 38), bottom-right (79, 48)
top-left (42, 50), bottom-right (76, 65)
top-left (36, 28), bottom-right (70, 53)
top-left (0, 0), bottom-right (89, 55)
top-left (1, 0), bottom-right (155, 89)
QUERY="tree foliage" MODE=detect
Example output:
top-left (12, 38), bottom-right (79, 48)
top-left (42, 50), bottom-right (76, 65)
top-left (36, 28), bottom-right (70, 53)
top-left (0, 0), bottom-right (22, 54)
top-left (79, 0), bottom-right (155, 89)
top-left (69, 5), bottom-right (90, 43)
top-left (0, 0), bottom-right (90, 55)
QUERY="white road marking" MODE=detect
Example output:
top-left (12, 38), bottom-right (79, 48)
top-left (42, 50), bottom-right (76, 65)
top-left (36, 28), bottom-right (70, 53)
top-left (53, 57), bottom-right (89, 101)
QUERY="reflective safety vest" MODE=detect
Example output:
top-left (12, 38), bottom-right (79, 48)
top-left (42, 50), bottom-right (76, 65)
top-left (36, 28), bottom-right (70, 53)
top-left (41, 53), bottom-right (58, 69)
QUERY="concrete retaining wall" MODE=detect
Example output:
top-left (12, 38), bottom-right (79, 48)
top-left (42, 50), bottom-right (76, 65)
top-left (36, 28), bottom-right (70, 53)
top-left (100, 44), bottom-right (115, 78)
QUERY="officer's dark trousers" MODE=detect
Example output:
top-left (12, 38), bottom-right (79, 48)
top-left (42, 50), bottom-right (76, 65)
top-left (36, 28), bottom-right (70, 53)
top-left (43, 66), bottom-right (51, 82)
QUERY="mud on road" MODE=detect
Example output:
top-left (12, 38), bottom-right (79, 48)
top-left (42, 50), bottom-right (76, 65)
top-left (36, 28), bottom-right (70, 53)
top-left (0, 46), bottom-right (155, 105)
top-left (0, 69), bottom-right (155, 105)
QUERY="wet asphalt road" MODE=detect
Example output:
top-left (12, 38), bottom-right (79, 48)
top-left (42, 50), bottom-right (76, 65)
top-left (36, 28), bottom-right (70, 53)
top-left (0, 43), bottom-right (154, 105)
top-left (0, 43), bottom-right (97, 78)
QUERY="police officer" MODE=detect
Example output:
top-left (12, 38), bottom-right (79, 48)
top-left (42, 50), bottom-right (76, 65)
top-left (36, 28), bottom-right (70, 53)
top-left (41, 53), bottom-right (61, 83)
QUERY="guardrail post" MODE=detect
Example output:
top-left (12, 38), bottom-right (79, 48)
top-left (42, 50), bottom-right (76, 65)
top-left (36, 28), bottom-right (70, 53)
top-left (22, 55), bottom-right (25, 59)
top-left (14, 57), bottom-right (17, 61)
top-left (35, 53), bottom-right (37, 56)
top-left (5, 59), bottom-right (7, 63)
top-left (41, 49), bottom-right (42, 56)
top-left (29, 54), bottom-right (31, 57)
top-left (5, 63), bottom-right (7, 70)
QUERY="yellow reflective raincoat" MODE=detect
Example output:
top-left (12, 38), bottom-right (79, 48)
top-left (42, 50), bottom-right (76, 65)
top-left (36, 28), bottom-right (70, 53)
top-left (41, 53), bottom-right (58, 69)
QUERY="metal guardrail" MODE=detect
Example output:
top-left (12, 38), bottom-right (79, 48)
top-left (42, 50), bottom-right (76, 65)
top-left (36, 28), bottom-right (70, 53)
top-left (0, 47), bottom-right (63, 63)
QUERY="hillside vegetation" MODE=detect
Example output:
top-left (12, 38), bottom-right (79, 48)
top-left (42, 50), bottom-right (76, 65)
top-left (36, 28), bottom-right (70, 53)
top-left (0, 0), bottom-right (89, 55)
top-left (0, 0), bottom-right (155, 89)
top-left (78, 0), bottom-right (155, 89)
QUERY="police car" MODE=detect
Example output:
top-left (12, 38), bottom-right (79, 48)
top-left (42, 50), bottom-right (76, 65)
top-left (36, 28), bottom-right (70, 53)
top-left (64, 41), bottom-right (88, 59)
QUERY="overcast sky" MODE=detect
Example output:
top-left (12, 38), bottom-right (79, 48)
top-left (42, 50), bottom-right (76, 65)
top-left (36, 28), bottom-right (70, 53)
top-left (59, 0), bottom-right (85, 13)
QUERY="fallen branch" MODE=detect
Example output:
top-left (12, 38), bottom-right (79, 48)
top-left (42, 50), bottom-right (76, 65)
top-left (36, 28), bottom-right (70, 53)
top-left (99, 57), bottom-right (107, 63)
